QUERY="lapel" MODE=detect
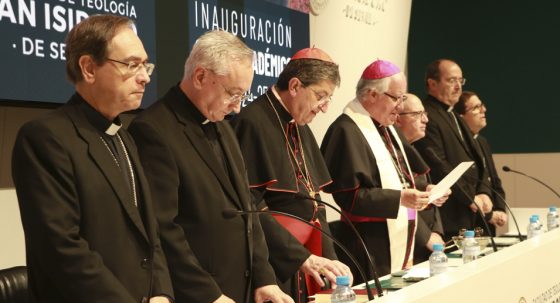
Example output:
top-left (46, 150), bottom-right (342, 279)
top-left (216, 123), bottom-right (251, 210)
top-left (167, 93), bottom-right (243, 209)
top-left (65, 103), bottom-right (150, 243)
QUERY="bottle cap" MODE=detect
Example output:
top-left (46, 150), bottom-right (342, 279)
top-left (530, 216), bottom-right (538, 223)
top-left (335, 275), bottom-right (350, 286)
top-left (432, 243), bottom-right (444, 251)
top-left (464, 230), bottom-right (475, 237)
top-left (532, 214), bottom-right (540, 220)
top-left (550, 206), bottom-right (557, 212)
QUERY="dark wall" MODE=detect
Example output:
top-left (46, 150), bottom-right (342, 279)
top-left (407, 0), bottom-right (560, 153)
top-left (0, 1), bottom-right (189, 189)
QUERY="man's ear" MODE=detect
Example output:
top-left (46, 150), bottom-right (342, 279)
top-left (192, 66), bottom-right (208, 89)
top-left (368, 89), bottom-right (379, 104)
top-left (288, 77), bottom-right (301, 97)
top-left (79, 55), bottom-right (97, 84)
top-left (427, 78), bottom-right (437, 89)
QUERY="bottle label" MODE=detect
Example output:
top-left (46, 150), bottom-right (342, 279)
top-left (430, 262), bottom-right (448, 275)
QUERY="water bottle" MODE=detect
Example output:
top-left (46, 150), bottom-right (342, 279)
top-left (547, 206), bottom-right (559, 231)
top-left (429, 243), bottom-right (448, 276)
top-left (527, 216), bottom-right (543, 239)
top-left (533, 214), bottom-right (543, 229)
top-left (462, 230), bottom-right (479, 264)
top-left (331, 276), bottom-right (356, 303)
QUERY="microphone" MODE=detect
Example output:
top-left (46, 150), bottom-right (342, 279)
top-left (222, 208), bottom-right (377, 300)
top-left (423, 148), bottom-right (498, 252)
top-left (293, 193), bottom-right (384, 297)
top-left (502, 166), bottom-right (560, 199)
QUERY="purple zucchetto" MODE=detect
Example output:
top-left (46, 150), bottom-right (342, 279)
top-left (361, 59), bottom-right (401, 79)
top-left (291, 47), bottom-right (334, 63)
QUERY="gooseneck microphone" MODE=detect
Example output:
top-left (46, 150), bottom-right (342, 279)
top-left (502, 166), bottom-right (560, 199)
top-left (293, 193), bottom-right (384, 297)
top-left (423, 148), bottom-right (498, 252)
top-left (222, 208), bottom-right (376, 300)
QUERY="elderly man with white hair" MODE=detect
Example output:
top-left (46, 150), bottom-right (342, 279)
top-left (321, 60), bottom-right (437, 281)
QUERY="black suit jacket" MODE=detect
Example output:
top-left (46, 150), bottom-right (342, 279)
top-left (477, 135), bottom-right (506, 211)
top-left (475, 135), bottom-right (507, 236)
top-left (414, 95), bottom-right (491, 239)
top-left (129, 86), bottom-right (276, 303)
top-left (11, 94), bottom-right (173, 303)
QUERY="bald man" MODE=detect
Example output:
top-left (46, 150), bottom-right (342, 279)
top-left (396, 93), bottom-right (445, 263)
top-left (414, 59), bottom-right (493, 240)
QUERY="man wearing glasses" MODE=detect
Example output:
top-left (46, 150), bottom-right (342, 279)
top-left (414, 59), bottom-right (493, 241)
top-left (129, 30), bottom-right (292, 303)
top-left (456, 91), bottom-right (508, 236)
top-left (395, 93), bottom-right (447, 264)
top-left (320, 59), bottom-right (431, 279)
top-left (230, 48), bottom-right (352, 302)
top-left (12, 15), bottom-right (173, 303)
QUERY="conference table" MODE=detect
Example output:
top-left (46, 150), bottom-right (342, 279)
top-left (354, 228), bottom-right (560, 303)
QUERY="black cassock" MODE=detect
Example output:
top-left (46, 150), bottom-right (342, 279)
top-left (320, 113), bottom-right (423, 280)
top-left (230, 89), bottom-right (337, 303)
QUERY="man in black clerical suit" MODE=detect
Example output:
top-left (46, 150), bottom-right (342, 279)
top-left (321, 60), bottom-right (435, 279)
top-left (230, 48), bottom-right (352, 302)
top-left (11, 15), bottom-right (173, 303)
top-left (395, 93), bottom-right (446, 264)
top-left (414, 59), bottom-right (494, 240)
top-left (129, 30), bottom-right (292, 303)
top-left (456, 91), bottom-right (508, 236)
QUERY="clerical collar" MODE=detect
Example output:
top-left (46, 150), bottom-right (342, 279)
top-left (427, 94), bottom-right (455, 112)
top-left (473, 133), bottom-right (479, 139)
top-left (78, 93), bottom-right (123, 136)
top-left (268, 87), bottom-right (295, 123)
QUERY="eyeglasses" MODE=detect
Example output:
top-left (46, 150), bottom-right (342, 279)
top-left (400, 110), bottom-right (428, 119)
top-left (218, 82), bottom-right (251, 105)
top-left (466, 102), bottom-right (485, 113)
top-left (107, 58), bottom-right (155, 76)
top-left (384, 92), bottom-right (407, 104)
top-left (444, 77), bottom-right (467, 86)
top-left (309, 88), bottom-right (332, 107)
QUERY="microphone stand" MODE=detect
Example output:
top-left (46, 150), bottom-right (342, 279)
top-left (423, 148), bottom-right (498, 252)
top-left (222, 208), bottom-right (377, 301)
top-left (293, 193), bottom-right (384, 297)
top-left (453, 186), bottom-right (498, 252)
top-left (475, 184), bottom-right (523, 242)
top-left (438, 167), bottom-right (523, 242)
top-left (502, 166), bottom-right (560, 199)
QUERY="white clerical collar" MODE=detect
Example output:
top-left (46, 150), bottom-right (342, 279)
top-left (271, 86), bottom-right (295, 123)
top-left (473, 133), bottom-right (479, 139)
top-left (202, 119), bottom-right (210, 125)
top-left (447, 106), bottom-right (454, 112)
top-left (105, 123), bottom-right (122, 136)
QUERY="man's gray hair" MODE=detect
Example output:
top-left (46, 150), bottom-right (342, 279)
top-left (355, 76), bottom-right (392, 101)
top-left (184, 30), bottom-right (253, 79)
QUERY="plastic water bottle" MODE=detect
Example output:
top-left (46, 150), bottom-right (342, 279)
top-left (533, 214), bottom-right (543, 229)
top-left (527, 216), bottom-right (543, 239)
top-left (462, 230), bottom-right (479, 264)
top-left (429, 243), bottom-right (448, 276)
top-left (331, 276), bottom-right (356, 303)
top-left (547, 206), bottom-right (559, 231)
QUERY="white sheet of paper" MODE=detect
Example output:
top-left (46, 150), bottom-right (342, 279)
top-left (429, 161), bottom-right (474, 203)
